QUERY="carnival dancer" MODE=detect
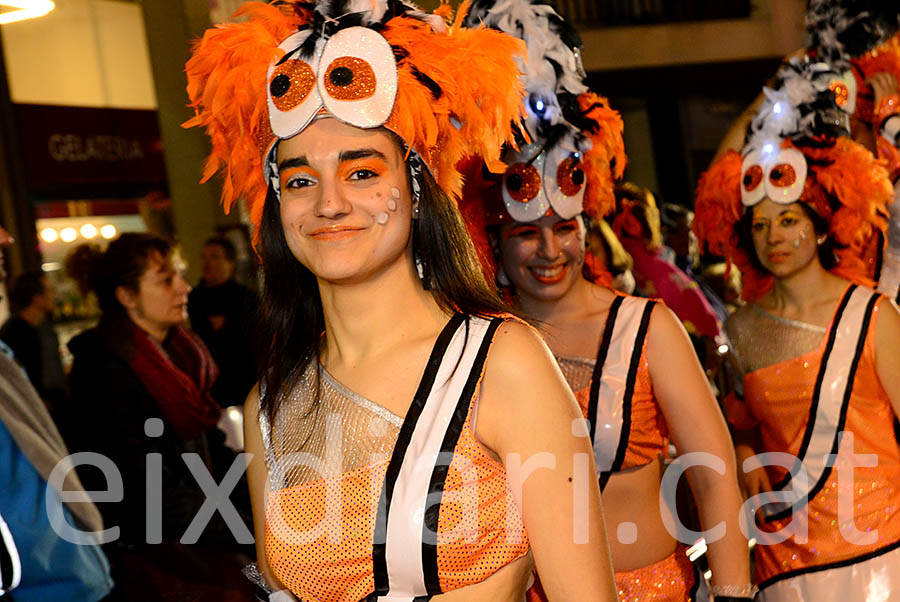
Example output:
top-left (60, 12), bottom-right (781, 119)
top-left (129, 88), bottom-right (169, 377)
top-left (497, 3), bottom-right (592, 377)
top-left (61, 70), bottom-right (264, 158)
top-left (458, 2), bottom-right (751, 600)
top-left (185, 1), bottom-right (619, 601)
top-left (694, 56), bottom-right (900, 601)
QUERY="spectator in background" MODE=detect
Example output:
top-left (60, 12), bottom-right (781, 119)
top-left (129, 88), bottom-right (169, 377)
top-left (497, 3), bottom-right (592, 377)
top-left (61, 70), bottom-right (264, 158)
top-left (585, 217), bottom-right (636, 294)
top-left (0, 224), bottom-right (113, 602)
top-left (612, 182), bottom-right (722, 339)
top-left (0, 271), bottom-right (67, 407)
top-left (59, 233), bottom-right (253, 600)
top-left (188, 236), bottom-right (257, 407)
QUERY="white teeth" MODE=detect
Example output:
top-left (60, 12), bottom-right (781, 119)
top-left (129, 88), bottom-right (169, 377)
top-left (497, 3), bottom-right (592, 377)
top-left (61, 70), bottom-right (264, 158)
top-left (531, 265), bottom-right (565, 277)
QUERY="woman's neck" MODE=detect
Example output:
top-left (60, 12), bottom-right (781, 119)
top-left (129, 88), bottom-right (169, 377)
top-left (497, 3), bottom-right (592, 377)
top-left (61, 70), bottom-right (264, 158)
top-left (765, 258), bottom-right (845, 314)
top-left (317, 251), bottom-right (447, 368)
top-left (517, 276), bottom-right (602, 324)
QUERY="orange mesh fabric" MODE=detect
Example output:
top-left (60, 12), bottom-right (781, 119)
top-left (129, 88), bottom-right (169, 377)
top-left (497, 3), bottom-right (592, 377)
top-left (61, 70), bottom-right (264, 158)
top-left (739, 297), bottom-right (900, 584)
top-left (565, 334), bottom-right (669, 471)
top-left (614, 546), bottom-right (697, 602)
top-left (264, 389), bottom-right (529, 601)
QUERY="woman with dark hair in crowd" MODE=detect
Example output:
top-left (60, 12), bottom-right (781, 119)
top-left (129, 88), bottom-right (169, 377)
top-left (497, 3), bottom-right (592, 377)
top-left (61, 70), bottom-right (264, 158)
top-left (61, 232), bottom-right (253, 600)
top-left (185, 1), bottom-right (618, 601)
top-left (459, 1), bottom-right (751, 601)
top-left (694, 56), bottom-right (900, 600)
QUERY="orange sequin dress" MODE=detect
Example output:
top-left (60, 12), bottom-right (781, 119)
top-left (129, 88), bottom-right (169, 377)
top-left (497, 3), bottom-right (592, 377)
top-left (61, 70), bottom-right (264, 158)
top-left (726, 289), bottom-right (900, 595)
top-left (260, 315), bottom-right (529, 602)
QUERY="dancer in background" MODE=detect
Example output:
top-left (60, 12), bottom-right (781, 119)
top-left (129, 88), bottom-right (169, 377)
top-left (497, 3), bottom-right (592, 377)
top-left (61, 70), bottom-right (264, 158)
top-left (185, 1), bottom-right (618, 600)
top-left (459, 1), bottom-right (751, 600)
top-left (694, 56), bottom-right (900, 601)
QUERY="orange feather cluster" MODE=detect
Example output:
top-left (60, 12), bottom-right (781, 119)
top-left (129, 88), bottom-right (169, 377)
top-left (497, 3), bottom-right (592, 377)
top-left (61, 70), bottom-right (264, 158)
top-left (579, 92), bottom-right (627, 223)
top-left (184, 0), bottom-right (526, 237)
top-left (184, 2), bottom-right (303, 230)
top-left (854, 32), bottom-right (900, 83)
top-left (692, 139), bottom-right (893, 302)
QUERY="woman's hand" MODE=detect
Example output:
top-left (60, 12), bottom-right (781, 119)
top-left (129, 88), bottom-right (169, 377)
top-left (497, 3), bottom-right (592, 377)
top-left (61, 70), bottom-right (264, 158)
top-left (477, 321), bottom-right (619, 602)
top-left (735, 440), bottom-right (772, 501)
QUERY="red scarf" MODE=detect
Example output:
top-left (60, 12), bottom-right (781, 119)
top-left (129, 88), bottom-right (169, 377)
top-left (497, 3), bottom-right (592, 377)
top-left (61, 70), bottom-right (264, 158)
top-left (125, 322), bottom-right (221, 440)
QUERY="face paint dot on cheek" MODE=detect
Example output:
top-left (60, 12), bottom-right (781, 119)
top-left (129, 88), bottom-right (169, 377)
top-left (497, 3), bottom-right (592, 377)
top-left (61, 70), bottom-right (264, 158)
top-left (387, 198), bottom-right (398, 212)
top-left (391, 187), bottom-right (401, 199)
top-left (376, 211), bottom-right (390, 225)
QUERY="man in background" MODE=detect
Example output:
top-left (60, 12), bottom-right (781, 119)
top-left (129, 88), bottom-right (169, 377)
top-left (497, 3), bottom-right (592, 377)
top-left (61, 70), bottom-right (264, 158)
top-left (0, 271), bottom-right (66, 407)
top-left (188, 236), bottom-right (257, 407)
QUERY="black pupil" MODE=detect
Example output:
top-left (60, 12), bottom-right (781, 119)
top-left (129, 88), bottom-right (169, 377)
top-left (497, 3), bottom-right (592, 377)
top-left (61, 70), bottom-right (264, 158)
top-left (270, 74), bottom-right (290, 97)
top-left (572, 169), bottom-right (584, 186)
top-left (771, 168), bottom-right (782, 180)
top-left (743, 174), bottom-right (753, 187)
top-left (508, 173), bottom-right (523, 192)
top-left (329, 66), bottom-right (354, 87)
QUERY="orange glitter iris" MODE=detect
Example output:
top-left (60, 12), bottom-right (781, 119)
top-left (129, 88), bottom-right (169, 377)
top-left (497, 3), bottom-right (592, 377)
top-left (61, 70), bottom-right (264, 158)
top-left (270, 59), bottom-right (316, 111)
top-left (829, 80), bottom-right (850, 108)
top-left (769, 164), bottom-right (796, 187)
top-left (742, 164), bottom-right (763, 191)
top-left (557, 157), bottom-right (585, 196)
top-left (324, 56), bottom-right (377, 101)
top-left (505, 163), bottom-right (541, 203)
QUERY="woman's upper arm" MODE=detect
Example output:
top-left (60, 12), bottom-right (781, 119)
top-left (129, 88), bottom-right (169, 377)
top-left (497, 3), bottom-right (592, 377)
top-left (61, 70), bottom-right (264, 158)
top-left (646, 304), bottom-right (735, 461)
top-left (477, 321), bottom-right (617, 602)
top-left (243, 385), bottom-right (280, 589)
top-left (874, 297), bottom-right (900, 419)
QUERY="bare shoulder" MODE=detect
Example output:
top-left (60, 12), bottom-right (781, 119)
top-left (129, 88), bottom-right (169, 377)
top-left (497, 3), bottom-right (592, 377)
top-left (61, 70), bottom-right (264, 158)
top-left (243, 383), bottom-right (261, 420)
top-left (485, 319), bottom-right (559, 384)
top-left (646, 300), bottom-right (691, 346)
top-left (875, 295), bottom-right (900, 346)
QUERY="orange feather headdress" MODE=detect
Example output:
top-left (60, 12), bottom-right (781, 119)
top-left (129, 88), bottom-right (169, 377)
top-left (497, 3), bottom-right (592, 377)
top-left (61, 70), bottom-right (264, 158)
top-left (183, 0), bottom-right (526, 235)
top-left (456, 0), bottom-right (625, 285)
top-left (694, 58), bottom-right (893, 302)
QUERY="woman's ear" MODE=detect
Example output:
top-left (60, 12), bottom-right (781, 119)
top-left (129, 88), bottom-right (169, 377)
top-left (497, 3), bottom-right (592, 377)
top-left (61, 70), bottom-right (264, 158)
top-left (114, 285), bottom-right (138, 310)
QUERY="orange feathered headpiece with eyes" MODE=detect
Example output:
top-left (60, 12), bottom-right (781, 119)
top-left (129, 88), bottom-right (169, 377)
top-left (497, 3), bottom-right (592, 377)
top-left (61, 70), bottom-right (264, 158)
top-left (184, 0), bottom-right (526, 238)
top-left (694, 137), bottom-right (892, 302)
top-left (455, 0), bottom-right (625, 286)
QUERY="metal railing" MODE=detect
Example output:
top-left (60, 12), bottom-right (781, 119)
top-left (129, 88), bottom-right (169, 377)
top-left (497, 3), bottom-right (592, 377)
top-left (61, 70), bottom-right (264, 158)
top-left (552, 0), bottom-right (752, 28)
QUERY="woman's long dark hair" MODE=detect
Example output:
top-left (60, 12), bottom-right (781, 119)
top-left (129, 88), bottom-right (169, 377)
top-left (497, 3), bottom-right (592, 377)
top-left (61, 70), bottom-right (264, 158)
top-left (256, 154), bottom-right (510, 422)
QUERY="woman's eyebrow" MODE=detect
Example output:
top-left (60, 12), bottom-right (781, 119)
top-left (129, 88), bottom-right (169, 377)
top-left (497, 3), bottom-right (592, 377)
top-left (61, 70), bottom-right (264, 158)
top-left (278, 156), bottom-right (310, 171)
top-left (339, 148), bottom-right (388, 162)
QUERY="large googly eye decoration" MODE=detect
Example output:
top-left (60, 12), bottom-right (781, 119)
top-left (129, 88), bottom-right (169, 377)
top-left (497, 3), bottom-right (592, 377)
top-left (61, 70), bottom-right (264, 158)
top-left (502, 145), bottom-right (549, 222)
top-left (830, 71), bottom-right (857, 116)
top-left (267, 30), bottom-right (323, 139)
top-left (765, 148), bottom-right (807, 205)
top-left (541, 144), bottom-right (585, 219)
top-left (740, 150), bottom-right (766, 207)
top-left (317, 27), bottom-right (398, 128)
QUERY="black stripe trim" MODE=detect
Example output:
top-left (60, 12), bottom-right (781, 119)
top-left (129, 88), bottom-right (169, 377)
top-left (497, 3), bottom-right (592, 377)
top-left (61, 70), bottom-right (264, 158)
top-left (0, 516), bottom-right (15, 593)
top-left (599, 300), bottom-right (655, 491)
top-left (587, 295), bottom-right (624, 442)
top-left (371, 313), bottom-right (466, 595)
top-left (766, 289), bottom-right (876, 523)
top-left (768, 285), bottom-right (855, 494)
top-left (758, 535), bottom-right (900, 591)
top-left (421, 317), bottom-right (503, 595)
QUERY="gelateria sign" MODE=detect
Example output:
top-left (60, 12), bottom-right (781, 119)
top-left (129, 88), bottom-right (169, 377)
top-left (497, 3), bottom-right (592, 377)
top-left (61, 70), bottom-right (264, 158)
top-left (15, 103), bottom-right (168, 198)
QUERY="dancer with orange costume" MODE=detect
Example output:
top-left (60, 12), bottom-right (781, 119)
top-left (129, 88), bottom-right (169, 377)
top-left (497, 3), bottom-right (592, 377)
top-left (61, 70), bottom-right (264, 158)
top-left (694, 56), bottom-right (900, 601)
top-left (184, 1), bottom-right (618, 601)
top-left (459, 2), bottom-right (751, 600)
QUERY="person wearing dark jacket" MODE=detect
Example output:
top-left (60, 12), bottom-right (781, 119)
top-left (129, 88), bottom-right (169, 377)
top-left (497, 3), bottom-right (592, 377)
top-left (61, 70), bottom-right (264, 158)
top-left (60, 232), bottom-right (254, 601)
top-left (187, 236), bottom-right (257, 407)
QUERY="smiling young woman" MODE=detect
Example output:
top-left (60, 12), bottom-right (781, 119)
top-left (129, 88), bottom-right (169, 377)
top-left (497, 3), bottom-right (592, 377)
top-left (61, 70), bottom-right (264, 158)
top-left (185, 2), bottom-right (618, 601)
top-left (695, 56), bottom-right (900, 601)
top-left (458, 1), bottom-right (751, 601)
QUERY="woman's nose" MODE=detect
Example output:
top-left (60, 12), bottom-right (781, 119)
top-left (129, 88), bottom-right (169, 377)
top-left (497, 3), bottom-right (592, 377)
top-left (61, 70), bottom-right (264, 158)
top-left (314, 179), bottom-right (352, 219)
top-left (537, 228), bottom-right (560, 260)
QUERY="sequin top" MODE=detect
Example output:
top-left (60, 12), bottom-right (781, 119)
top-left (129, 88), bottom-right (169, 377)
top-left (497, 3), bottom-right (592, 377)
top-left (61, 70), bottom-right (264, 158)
top-left (556, 309), bottom-right (668, 471)
top-left (725, 295), bottom-right (900, 586)
top-left (259, 320), bottom-right (529, 602)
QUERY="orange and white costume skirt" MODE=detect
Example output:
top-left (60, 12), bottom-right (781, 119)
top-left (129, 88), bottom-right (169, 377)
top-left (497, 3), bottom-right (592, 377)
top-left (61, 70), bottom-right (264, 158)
top-left (758, 541), bottom-right (900, 602)
top-left (614, 546), bottom-right (708, 602)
